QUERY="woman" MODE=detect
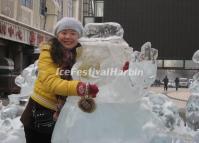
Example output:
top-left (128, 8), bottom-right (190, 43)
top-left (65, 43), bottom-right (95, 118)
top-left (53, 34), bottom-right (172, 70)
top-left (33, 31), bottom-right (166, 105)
top-left (20, 17), bottom-right (99, 143)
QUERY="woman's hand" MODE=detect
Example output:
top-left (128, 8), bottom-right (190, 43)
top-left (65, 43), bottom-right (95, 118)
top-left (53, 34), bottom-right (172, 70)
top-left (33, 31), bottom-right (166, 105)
top-left (77, 82), bottom-right (99, 97)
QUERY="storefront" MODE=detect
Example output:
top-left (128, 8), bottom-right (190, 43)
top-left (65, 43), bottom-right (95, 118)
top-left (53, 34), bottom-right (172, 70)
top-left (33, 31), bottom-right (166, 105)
top-left (0, 14), bottom-right (53, 95)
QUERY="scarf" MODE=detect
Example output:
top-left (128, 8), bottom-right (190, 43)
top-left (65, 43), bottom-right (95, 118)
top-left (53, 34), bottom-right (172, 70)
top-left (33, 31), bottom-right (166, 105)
top-left (53, 43), bottom-right (80, 120)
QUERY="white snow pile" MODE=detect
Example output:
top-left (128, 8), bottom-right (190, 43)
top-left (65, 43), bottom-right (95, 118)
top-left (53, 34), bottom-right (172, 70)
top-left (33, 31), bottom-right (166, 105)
top-left (0, 100), bottom-right (25, 143)
top-left (186, 50), bottom-right (199, 133)
top-left (0, 22), bottom-right (199, 143)
top-left (0, 61), bottom-right (37, 143)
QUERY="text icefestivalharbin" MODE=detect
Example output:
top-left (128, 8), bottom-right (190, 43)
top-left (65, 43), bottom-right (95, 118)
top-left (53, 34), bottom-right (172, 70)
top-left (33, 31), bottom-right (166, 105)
top-left (56, 67), bottom-right (144, 77)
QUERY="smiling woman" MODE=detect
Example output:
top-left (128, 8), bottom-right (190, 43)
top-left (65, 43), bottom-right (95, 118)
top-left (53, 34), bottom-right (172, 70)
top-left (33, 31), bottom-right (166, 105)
top-left (57, 29), bottom-right (79, 49)
top-left (20, 17), bottom-right (99, 143)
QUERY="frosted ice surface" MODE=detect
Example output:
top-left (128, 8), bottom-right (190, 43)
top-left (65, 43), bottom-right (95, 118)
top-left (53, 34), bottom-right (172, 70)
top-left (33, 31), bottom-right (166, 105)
top-left (1, 104), bottom-right (24, 120)
top-left (128, 60), bottom-right (157, 88)
top-left (186, 95), bottom-right (199, 130)
top-left (84, 22), bottom-right (124, 38)
top-left (193, 72), bottom-right (199, 81)
top-left (15, 60), bottom-right (37, 97)
top-left (142, 92), bottom-right (179, 130)
top-left (186, 50), bottom-right (199, 131)
top-left (140, 42), bottom-right (158, 61)
top-left (193, 132), bottom-right (199, 143)
top-left (192, 50), bottom-right (199, 64)
top-left (75, 33), bottom-right (132, 86)
top-left (52, 23), bottom-right (194, 143)
top-left (52, 102), bottom-right (153, 143)
top-left (189, 80), bottom-right (199, 94)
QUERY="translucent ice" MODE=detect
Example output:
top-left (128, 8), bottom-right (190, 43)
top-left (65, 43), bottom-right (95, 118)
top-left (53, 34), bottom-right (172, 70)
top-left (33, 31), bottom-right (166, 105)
top-left (1, 104), bottom-right (24, 120)
top-left (193, 72), bottom-right (199, 81)
top-left (186, 95), bottom-right (199, 130)
top-left (15, 60), bottom-right (37, 97)
top-left (193, 131), bottom-right (199, 143)
top-left (52, 23), bottom-right (193, 143)
top-left (128, 60), bottom-right (157, 88)
top-left (189, 80), bottom-right (199, 94)
top-left (140, 42), bottom-right (158, 61)
top-left (186, 49), bottom-right (199, 131)
top-left (84, 22), bottom-right (124, 39)
top-left (192, 50), bottom-right (199, 64)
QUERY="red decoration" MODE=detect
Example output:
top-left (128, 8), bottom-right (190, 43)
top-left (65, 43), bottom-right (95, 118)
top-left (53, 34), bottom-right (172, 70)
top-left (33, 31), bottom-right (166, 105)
top-left (8, 26), bottom-right (14, 37)
top-left (0, 23), bottom-right (7, 35)
top-left (16, 30), bottom-right (22, 40)
top-left (29, 31), bottom-right (36, 45)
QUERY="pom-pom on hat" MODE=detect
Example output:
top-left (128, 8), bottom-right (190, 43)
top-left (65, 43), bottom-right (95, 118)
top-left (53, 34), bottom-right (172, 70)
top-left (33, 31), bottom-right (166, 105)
top-left (53, 17), bottom-right (83, 37)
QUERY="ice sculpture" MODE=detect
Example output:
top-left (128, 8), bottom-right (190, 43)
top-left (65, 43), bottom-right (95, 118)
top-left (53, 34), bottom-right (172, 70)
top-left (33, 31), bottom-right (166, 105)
top-left (186, 49), bottom-right (199, 131)
top-left (84, 22), bottom-right (124, 38)
top-left (7, 60), bottom-right (38, 105)
top-left (0, 61), bottom-right (37, 143)
top-left (192, 50), bottom-right (199, 64)
top-left (15, 60), bottom-right (38, 97)
top-left (52, 23), bottom-right (195, 143)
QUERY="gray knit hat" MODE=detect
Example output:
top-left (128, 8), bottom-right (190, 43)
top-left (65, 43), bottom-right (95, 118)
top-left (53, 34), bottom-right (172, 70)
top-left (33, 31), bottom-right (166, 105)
top-left (53, 17), bottom-right (83, 37)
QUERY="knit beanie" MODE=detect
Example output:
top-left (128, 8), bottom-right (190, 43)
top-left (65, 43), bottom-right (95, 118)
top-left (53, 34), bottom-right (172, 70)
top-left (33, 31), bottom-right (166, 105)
top-left (53, 17), bottom-right (84, 37)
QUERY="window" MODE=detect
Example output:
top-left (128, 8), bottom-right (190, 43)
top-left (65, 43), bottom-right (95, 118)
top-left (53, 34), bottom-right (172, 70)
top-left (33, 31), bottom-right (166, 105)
top-left (66, 0), bottom-right (73, 17)
top-left (40, 0), bottom-right (46, 15)
top-left (185, 60), bottom-right (199, 69)
top-left (20, 0), bottom-right (33, 9)
top-left (95, 0), bottom-right (104, 17)
top-left (164, 60), bottom-right (183, 68)
top-left (57, 0), bottom-right (63, 20)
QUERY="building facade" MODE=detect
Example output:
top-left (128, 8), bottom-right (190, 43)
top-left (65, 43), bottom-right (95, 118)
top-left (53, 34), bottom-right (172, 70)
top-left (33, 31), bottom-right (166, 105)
top-left (82, 0), bottom-right (104, 25)
top-left (0, 0), bottom-right (83, 94)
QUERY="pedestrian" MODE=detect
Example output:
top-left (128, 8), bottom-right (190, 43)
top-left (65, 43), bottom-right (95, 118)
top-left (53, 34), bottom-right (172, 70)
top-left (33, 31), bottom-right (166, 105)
top-left (20, 17), bottom-right (99, 143)
top-left (175, 77), bottom-right (179, 91)
top-left (163, 75), bottom-right (169, 91)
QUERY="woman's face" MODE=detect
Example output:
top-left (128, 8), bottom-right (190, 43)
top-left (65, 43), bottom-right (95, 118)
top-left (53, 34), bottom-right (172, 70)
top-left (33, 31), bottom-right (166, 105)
top-left (57, 29), bottom-right (79, 49)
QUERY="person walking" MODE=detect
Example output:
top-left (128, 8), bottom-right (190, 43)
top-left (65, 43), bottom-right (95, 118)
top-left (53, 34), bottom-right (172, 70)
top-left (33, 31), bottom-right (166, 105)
top-left (163, 75), bottom-right (169, 91)
top-left (175, 77), bottom-right (179, 91)
top-left (20, 17), bottom-right (99, 143)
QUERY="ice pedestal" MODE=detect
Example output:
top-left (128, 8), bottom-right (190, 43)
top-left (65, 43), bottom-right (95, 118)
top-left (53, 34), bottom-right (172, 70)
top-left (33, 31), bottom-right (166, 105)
top-left (52, 102), bottom-right (152, 143)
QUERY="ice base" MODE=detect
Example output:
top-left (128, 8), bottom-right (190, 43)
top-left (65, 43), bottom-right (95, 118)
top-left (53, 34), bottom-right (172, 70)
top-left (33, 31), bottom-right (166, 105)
top-left (52, 102), bottom-right (152, 143)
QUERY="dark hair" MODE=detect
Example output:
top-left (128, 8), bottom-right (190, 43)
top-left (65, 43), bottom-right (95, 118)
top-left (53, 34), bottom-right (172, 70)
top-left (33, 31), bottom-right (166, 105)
top-left (48, 37), bottom-right (80, 67)
top-left (49, 37), bottom-right (65, 66)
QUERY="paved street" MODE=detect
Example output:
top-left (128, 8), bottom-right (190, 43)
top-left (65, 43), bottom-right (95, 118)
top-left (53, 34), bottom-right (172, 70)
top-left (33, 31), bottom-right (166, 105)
top-left (149, 86), bottom-right (191, 108)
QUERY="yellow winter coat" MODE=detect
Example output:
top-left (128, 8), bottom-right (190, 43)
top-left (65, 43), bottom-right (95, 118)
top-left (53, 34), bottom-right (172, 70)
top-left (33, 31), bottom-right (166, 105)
top-left (31, 42), bottom-right (80, 111)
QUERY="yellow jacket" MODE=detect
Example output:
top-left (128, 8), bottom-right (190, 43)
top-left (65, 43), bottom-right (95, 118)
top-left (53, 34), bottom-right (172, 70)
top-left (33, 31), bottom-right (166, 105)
top-left (31, 42), bottom-right (80, 111)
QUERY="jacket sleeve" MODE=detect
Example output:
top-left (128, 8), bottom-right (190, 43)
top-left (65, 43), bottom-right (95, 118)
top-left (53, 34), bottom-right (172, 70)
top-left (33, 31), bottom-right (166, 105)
top-left (37, 43), bottom-right (80, 96)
